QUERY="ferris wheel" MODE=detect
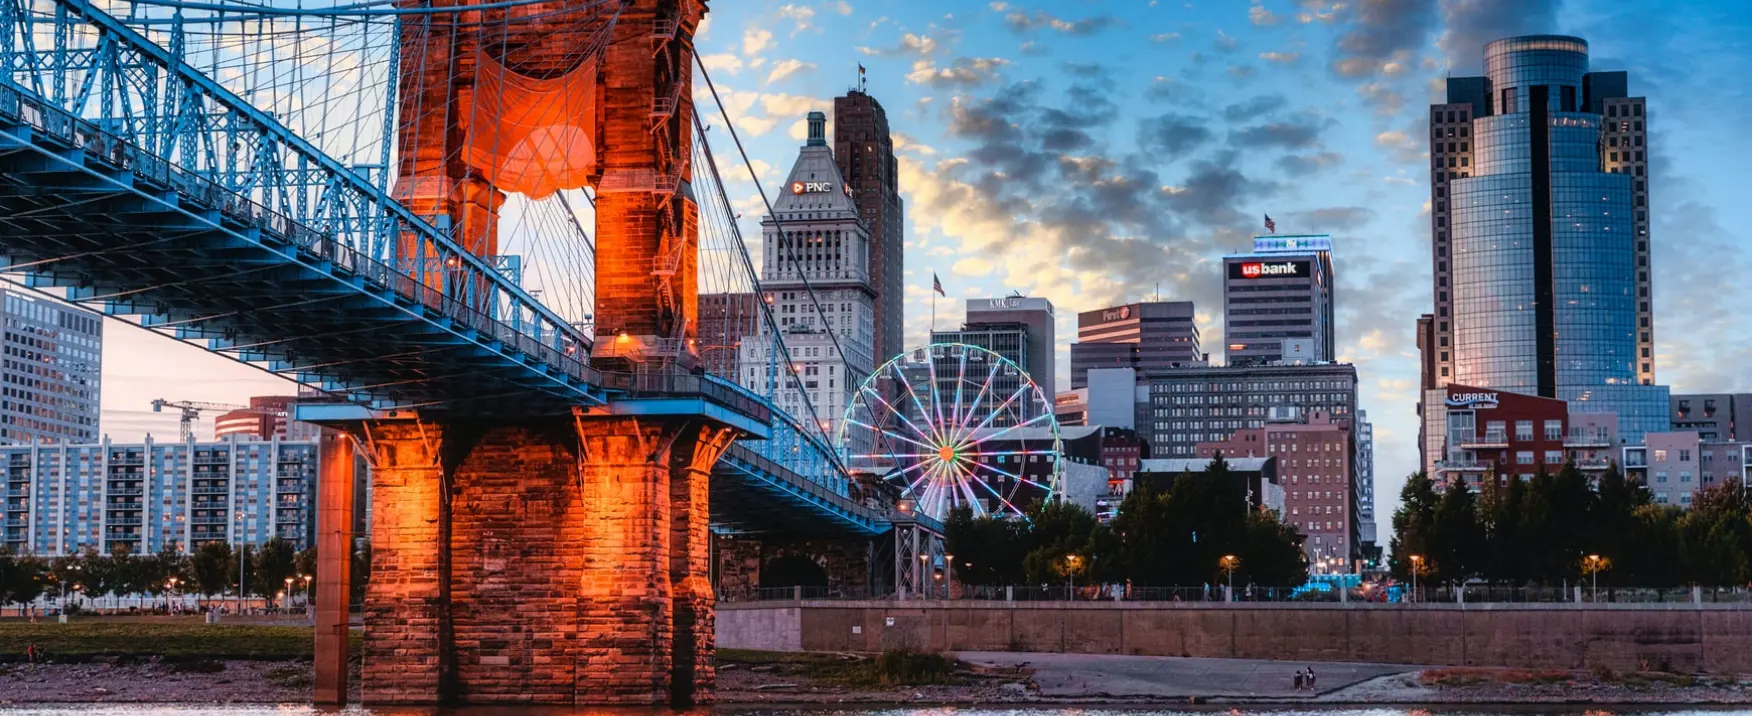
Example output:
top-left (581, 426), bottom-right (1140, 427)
top-left (837, 342), bottom-right (1062, 521)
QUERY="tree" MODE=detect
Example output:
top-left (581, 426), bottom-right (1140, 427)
top-left (1020, 500), bottom-right (1098, 584)
top-left (1237, 510), bottom-right (1308, 587)
top-left (1428, 478), bottom-right (1486, 583)
top-left (0, 549), bottom-right (48, 616)
top-left (190, 541), bottom-right (234, 604)
top-left (1482, 473), bottom-right (1529, 583)
top-left (251, 537), bottom-right (298, 604)
top-left (1388, 472), bottom-right (1439, 579)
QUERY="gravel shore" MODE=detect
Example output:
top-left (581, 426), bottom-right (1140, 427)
top-left (8, 658), bottom-right (1752, 706)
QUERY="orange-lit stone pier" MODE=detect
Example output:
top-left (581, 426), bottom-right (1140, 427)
top-left (309, 0), bottom-right (718, 704)
top-left (313, 415), bottom-right (732, 706)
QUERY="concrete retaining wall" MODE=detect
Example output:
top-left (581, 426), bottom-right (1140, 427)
top-left (718, 601), bottom-right (1752, 674)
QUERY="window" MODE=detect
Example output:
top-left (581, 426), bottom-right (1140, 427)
top-left (1681, 449), bottom-right (1692, 462)
top-left (1654, 449), bottom-right (1668, 461)
top-left (1517, 451), bottom-right (1534, 465)
top-left (1515, 420), bottom-right (1533, 441)
top-left (1544, 420), bottom-right (1563, 441)
top-left (1655, 471), bottom-right (1668, 483)
top-left (1545, 451), bottom-right (1564, 465)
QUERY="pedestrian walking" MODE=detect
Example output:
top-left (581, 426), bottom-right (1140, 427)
top-left (1306, 666), bottom-right (1316, 689)
top-left (1293, 669), bottom-right (1304, 691)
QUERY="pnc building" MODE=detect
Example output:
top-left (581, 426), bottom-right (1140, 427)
top-left (1223, 235), bottom-right (1334, 367)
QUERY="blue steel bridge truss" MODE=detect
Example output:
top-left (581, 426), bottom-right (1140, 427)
top-left (0, 0), bottom-right (913, 539)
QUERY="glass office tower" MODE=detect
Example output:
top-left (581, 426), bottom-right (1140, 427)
top-left (1439, 36), bottom-right (1666, 443)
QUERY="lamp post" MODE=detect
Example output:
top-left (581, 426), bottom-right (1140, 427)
top-left (1409, 555), bottom-right (1423, 602)
top-left (1220, 555), bottom-right (1239, 601)
top-left (944, 553), bottom-right (955, 599)
top-left (1064, 554), bottom-right (1081, 597)
top-left (235, 510), bottom-right (247, 616)
top-left (919, 554), bottom-right (930, 600)
top-left (1583, 554), bottom-right (1608, 602)
top-left (165, 577), bottom-right (180, 611)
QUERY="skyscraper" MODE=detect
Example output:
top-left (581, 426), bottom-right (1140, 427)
top-left (1223, 234), bottom-right (1335, 366)
top-left (834, 89), bottom-right (904, 367)
top-left (1422, 35), bottom-right (1666, 447)
top-left (0, 289), bottom-right (101, 445)
top-left (736, 112), bottom-right (876, 438)
top-left (1069, 301), bottom-right (1202, 389)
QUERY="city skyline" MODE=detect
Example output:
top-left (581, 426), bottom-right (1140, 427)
top-left (66, 1), bottom-right (1752, 526)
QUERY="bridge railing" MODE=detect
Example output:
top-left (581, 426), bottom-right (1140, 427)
top-left (0, 0), bottom-right (593, 401)
top-left (0, 80), bottom-right (596, 397)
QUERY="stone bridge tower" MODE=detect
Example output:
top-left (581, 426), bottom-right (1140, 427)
top-left (313, 0), bottom-right (728, 708)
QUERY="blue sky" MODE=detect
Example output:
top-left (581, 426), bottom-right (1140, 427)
top-left (103, 0), bottom-right (1752, 524)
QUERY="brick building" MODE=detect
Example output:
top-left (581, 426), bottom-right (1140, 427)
top-left (1196, 411), bottom-right (1354, 569)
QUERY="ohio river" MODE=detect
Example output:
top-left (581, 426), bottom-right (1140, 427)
top-left (0, 708), bottom-right (1743, 716)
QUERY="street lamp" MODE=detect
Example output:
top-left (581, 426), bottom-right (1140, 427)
top-left (1409, 555), bottom-right (1423, 602)
top-left (165, 577), bottom-right (181, 611)
top-left (284, 577), bottom-right (295, 610)
top-left (1583, 554), bottom-right (1610, 602)
top-left (944, 553), bottom-right (956, 599)
top-left (1220, 555), bottom-right (1239, 600)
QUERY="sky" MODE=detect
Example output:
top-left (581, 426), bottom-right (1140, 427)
top-left (94, 0), bottom-right (1752, 527)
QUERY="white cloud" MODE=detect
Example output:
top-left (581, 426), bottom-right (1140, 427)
top-left (952, 256), bottom-right (996, 276)
top-left (766, 58), bottom-right (815, 84)
top-left (1258, 51), bottom-right (1300, 64)
top-left (904, 57), bottom-right (1008, 88)
top-left (701, 53), bottom-right (745, 75)
top-left (777, 4), bottom-right (816, 35)
top-left (831, 0), bottom-right (853, 15)
top-left (1149, 32), bottom-right (1181, 43)
top-left (1248, 3), bottom-right (1280, 26)
top-left (742, 27), bottom-right (773, 55)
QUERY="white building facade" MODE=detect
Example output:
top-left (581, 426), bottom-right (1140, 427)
top-left (737, 112), bottom-right (877, 441)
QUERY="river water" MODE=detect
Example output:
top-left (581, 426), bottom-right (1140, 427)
top-left (0, 709), bottom-right (1744, 716)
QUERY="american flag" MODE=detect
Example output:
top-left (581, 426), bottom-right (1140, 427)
top-left (1264, 214), bottom-right (1276, 233)
top-left (932, 272), bottom-right (946, 296)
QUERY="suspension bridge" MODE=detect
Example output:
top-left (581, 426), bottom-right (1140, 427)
top-left (0, 0), bottom-right (943, 705)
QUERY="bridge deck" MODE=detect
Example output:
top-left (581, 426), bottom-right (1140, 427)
top-left (0, 84), bottom-right (603, 417)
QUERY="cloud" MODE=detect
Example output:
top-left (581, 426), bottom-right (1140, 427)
top-left (1356, 81), bottom-right (1407, 114)
top-left (858, 32), bottom-right (941, 57)
top-left (952, 256), bottom-right (996, 276)
top-left (1287, 206), bottom-right (1377, 231)
top-left (997, 5), bottom-right (1123, 36)
top-left (1297, 0), bottom-right (1345, 23)
top-left (766, 59), bottom-right (815, 84)
top-left (1222, 94), bottom-right (1287, 122)
top-left (700, 53), bottom-right (745, 75)
top-left (1137, 113), bottom-right (1213, 157)
top-left (1259, 51), bottom-right (1302, 65)
top-left (1249, 2), bottom-right (1281, 26)
top-left (743, 27), bottom-right (773, 56)
top-left (1328, 0), bottom-right (1437, 78)
top-left (776, 4), bottom-right (816, 35)
top-left (831, 0), bottom-right (853, 15)
top-left (906, 57), bottom-right (1010, 88)
top-left (1150, 32), bottom-right (1182, 43)
top-left (1436, 0), bottom-right (1562, 70)
top-left (1227, 64), bottom-right (1258, 80)
top-left (1213, 29), bottom-right (1240, 53)
top-left (1374, 129), bottom-right (1425, 162)
top-left (1275, 151), bottom-right (1344, 176)
top-left (1228, 116), bottom-right (1326, 150)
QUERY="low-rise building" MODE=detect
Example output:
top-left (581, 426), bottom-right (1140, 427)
top-left (1623, 433), bottom-right (1752, 507)
top-left (1196, 411), bottom-right (1354, 567)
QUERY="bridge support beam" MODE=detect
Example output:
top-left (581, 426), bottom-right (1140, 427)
top-left (338, 414), bottom-right (731, 706)
top-left (314, 429), bottom-right (358, 705)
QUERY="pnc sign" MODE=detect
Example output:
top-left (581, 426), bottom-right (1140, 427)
top-left (790, 180), bottom-right (834, 194)
top-left (1445, 392), bottom-right (1500, 409)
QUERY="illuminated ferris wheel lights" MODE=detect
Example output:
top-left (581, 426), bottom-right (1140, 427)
top-left (837, 342), bottom-right (1063, 522)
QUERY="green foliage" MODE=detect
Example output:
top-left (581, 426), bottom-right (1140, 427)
top-left (1390, 465), bottom-right (1752, 586)
top-left (0, 622), bottom-right (313, 662)
top-left (944, 456), bottom-right (1309, 587)
top-left (0, 549), bottom-right (48, 611)
top-left (190, 541), bottom-right (234, 599)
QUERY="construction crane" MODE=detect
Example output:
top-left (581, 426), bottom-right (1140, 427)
top-left (150, 399), bottom-right (284, 442)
